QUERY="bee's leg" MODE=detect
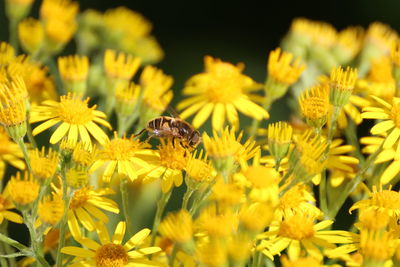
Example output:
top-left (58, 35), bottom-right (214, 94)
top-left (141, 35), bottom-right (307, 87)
top-left (171, 137), bottom-right (176, 148)
top-left (133, 128), bottom-right (147, 138)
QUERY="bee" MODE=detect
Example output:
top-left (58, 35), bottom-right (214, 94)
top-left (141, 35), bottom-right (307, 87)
top-left (135, 116), bottom-right (201, 149)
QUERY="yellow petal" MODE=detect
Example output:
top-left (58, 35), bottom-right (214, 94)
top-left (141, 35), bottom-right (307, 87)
top-left (180, 101), bottom-right (207, 119)
top-left (31, 118), bottom-right (60, 136)
top-left (212, 103), bottom-right (226, 131)
top-left (192, 103), bottom-right (214, 128)
top-left (61, 246), bottom-right (95, 257)
top-left (381, 161), bottom-right (400, 184)
top-left (78, 125), bottom-right (92, 145)
top-left (50, 123), bottom-right (70, 144)
top-left (2, 211), bottom-right (23, 224)
top-left (95, 222), bottom-right (110, 245)
top-left (75, 208), bottom-right (95, 231)
top-left (112, 221), bottom-right (126, 245)
top-left (124, 228), bottom-right (151, 251)
top-left (383, 128), bottom-right (400, 149)
top-left (370, 120), bottom-right (394, 135)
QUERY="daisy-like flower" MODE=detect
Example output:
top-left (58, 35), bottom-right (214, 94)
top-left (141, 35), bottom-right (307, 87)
top-left (159, 209), bottom-right (193, 244)
top-left (30, 93), bottom-right (111, 145)
top-left (91, 132), bottom-right (156, 183)
top-left (185, 149), bottom-right (214, 184)
top-left (258, 212), bottom-right (353, 261)
top-left (29, 147), bottom-right (58, 180)
top-left (267, 121), bottom-right (293, 164)
top-left (59, 185), bottom-right (120, 236)
top-left (326, 139), bottom-right (359, 173)
top-left (178, 56), bottom-right (269, 130)
top-left (7, 172), bottom-right (39, 207)
top-left (37, 191), bottom-right (64, 226)
top-left (349, 185), bottom-right (400, 218)
top-left (361, 96), bottom-right (400, 151)
top-left (329, 66), bottom-right (358, 109)
top-left (239, 202), bottom-right (275, 233)
top-left (58, 55), bottom-right (89, 95)
top-left (299, 84), bottom-right (329, 130)
top-left (61, 221), bottom-right (161, 267)
top-left (104, 49), bottom-right (141, 81)
top-left (333, 26), bottom-right (364, 65)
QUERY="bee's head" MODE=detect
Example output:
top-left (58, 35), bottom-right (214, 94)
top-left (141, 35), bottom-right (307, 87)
top-left (189, 133), bottom-right (202, 148)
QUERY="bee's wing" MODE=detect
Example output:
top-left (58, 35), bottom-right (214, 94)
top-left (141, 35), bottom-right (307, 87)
top-left (166, 105), bottom-right (181, 118)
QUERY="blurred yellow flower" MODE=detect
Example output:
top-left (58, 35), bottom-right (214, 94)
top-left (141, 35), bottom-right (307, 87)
top-left (7, 172), bottom-right (39, 206)
top-left (159, 209), bottom-right (193, 243)
top-left (29, 147), bottom-right (58, 180)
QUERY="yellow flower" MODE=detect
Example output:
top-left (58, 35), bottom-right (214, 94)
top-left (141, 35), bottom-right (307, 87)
top-left (7, 172), bottom-right (39, 206)
top-left (280, 255), bottom-right (335, 267)
top-left (61, 221), bottom-right (161, 266)
top-left (227, 234), bottom-right (252, 264)
top-left (66, 186), bottom-right (119, 236)
top-left (195, 205), bottom-right (237, 238)
top-left (362, 96), bottom-right (400, 151)
top-left (103, 6), bottom-right (152, 40)
top-left (72, 142), bottom-right (97, 168)
top-left (333, 26), bottom-right (364, 64)
top-left (326, 139), bottom-right (359, 172)
top-left (196, 239), bottom-right (227, 267)
top-left (30, 93), bottom-right (111, 145)
top-left (359, 230), bottom-right (396, 265)
top-left (140, 65), bottom-right (173, 115)
top-left (185, 149), bottom-right (214, 184)
top-left (148, 139), bottom-right (188, 193)
top-left (299, 84), bottom-right (329, 129)
top-left (91, 132), bottom-right (155, 183)
top-left (29, 147), bottom-right (58, 180)
top-left (239, 202), bottom-right (275, 232)
top-left (203, 127), bottom-right (259, 175)
top-left (350, 186), bottom-right (400, 218)
top-left (115, 82), bottom-right (141, 117)
top-left (210, 178), bottom-right (244, 207)
top-left (329, 66), bottom-right (358, 108)
top-left (365, 22), bottom-right (398, 55)
top-left (268, 47), bottom-right (305, 87)
top-left (44, 18), bottom-right (77, 45)
top-left (0, 190), bottom-right (23, 224)
top-left (0, 42), bottom-right (15, 66)
top-left (159, 209), bottom-right (193, 243)
top-left (276, 184), bottom-right (322, 220)
top-left (267, 121), bottom-right (293, 163)
top-left (258, 212), bottom-right (353, 261)
top-left (38, 191), bottom-right (64, 226)
top-left (40, 0), bottom-right (79, 22)
top-left (0, 126), bottom-right (25, 171)
top-left (58, 55), bottom-right (89, 95)
top-left (178, 56), bottom-right (268, 130)
top-left (66, 168), bottom-right (89, 189)
top-left (104, 49), bottom-right (141, 81)
top-left (0, 76), bottom-right (28, 138)
top-left (18, 18), bottom-right (44, 54)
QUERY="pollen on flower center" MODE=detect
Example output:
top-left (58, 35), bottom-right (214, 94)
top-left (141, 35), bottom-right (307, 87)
top-left (158, 139), bottom-right (188, 170)
top-left (370, 190), bottom-right (400, 210)
top-left (104, 138), bottom-right (140, 161)
top-left (278, 214), bottom-right (315, 240)
top-left (69, 187), bottom-right (90, 209)
top-left (58, 94), bottom-right (94, 125)
top-left (94, 243), bottom-right (129, 267)
top-left (205, 82), bottom-right (241, 103)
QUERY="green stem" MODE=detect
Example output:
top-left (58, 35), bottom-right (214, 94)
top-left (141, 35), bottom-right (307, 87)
top-left (150, 190), bottom-right (172, 247)
top-left (120, 178), bottom-right (132, 236)
top-left (328, 106), bottom-right (341, 142)
top-left (46, 57), bottom-right (63, 95)
top-left (169, 244), bottom-right (178, 266)
top-left (26, 120), bottom-right (37, 149)
top-left (189, 181), bottom-right (215, 216)
top-left (345, 119), bottom-right (365, 164)
top-left (8, 18), bottom-right (18, 53)
top-left (0, 241), bottom-right (9, 267)
top-left (55, 184), bottom-right (72, 267)
top-left (182, 188), bottom-right (194, 211)
top-left (319, 170), bottom-right (328, 216)
top-left (0, 222), bottom-right (15, 267)
top-left (0, 233), bottom-right (29, 252)
top-left (17, 139), bottom-right (31, 171)
top-left (327, 143), bottom-right (383, 219)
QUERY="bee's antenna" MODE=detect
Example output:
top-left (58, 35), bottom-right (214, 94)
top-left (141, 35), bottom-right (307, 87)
top-left (166, 105), bottom-right (180, 118)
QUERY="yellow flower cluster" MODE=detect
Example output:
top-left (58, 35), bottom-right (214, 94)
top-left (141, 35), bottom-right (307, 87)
top-left (0, 3), bottom-right (400, 267)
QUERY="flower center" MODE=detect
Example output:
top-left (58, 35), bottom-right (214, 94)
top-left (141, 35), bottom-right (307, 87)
top-left (94, 243), bottom-right (129, 267)
top-left (103, 138), bottom-right (142, 161)
top-left (10, 179), bottom-right (39, 205)
top-left (158, 140), bottom-right (187, 170)
top-left (244, 166), bottom-right (278, 188)
top-left (58, 96), bottom-right (93, 125)
top-left (278, 214), bottom-right (315, 240)
top-left (69, 187), bottom-right (90, 209)
top-left (302, 96), bottom-right (329, 120)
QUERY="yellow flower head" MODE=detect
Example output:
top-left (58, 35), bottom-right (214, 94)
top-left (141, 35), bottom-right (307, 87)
top-left (350, 186), bottom-right (400, 218)
top-left (178, 56), bottom-right (268, 130)
top-left (299, 84), bottom-right (329, 129)
top-left (289, 130), bottom-right (328, 181)
top-left (18, 18), bottom-right (44, 54)
top-left (29, 147), bottom-right (58, 180)
top-left (140, 65), bottom-right (173, 113)
top-left (67, 186), bottom-right (119, 234)
top-left (280, 255), bottom-right (326, 267)
top-left (196, 205), bottom-right (237, 238)
top-left (103, 6), bottom-right (152, 40)
top-left (38, 192), bottom-right (64, 225)
top-left (44, 18), bottom-right (77, 45)
top-left (58, 55), bottom-right (89, 83)
top-left (159, 209), bottom-right (193, 243)
top-left (268, 47), bottom-right (305, 86)
top-left (72, 142), bottom-right (97, 168)
top-left (210, 178), bottom-right (244, 207)
top-left (66, 168), bottom-right (88, 189)
top-left (40, 0), bottom-right (79, 23)
top-left (0, 126), bottom-right (25, 171)
top-left (359, 230), bottom-right (396, 264)
top-left (186, 149), bottom-right (214, 184)
top-left (365, 22), bottom-right (398, 54)
top-left (358, 209), bottom-right (389, 231)
top-left (7, 172), bottom-right (39, 206)
top-left (0, 76), bottom-right (28, 127)
top-left (30, 93), bottom-right (111, 145)
top-left (239, 202), bottom-right (275, 232)
top-left (0, 42), bottom-right (15, 66)
top-left (326, 139), bottom-right (359, 173)
top-left (368, 56), bottom-right (394, 84)
top-left (329, 66), bottom-right (358, 108)
top-left (267, 121), bottom-right (293, 162)
top-left (227, 234), bottom-right (252, 263)
top-left (91, 132), bottom-right (154, 183)
top-left (115, 82), bottom-right (141, 116)
top-left (61, 221), bottom-right (161, 267)
top-left (196, 239), bottom-right (227, 267)
top-left (104, 49), bottom-right (141, 81)
top-left (334, 26), bottom-right (365, 63)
